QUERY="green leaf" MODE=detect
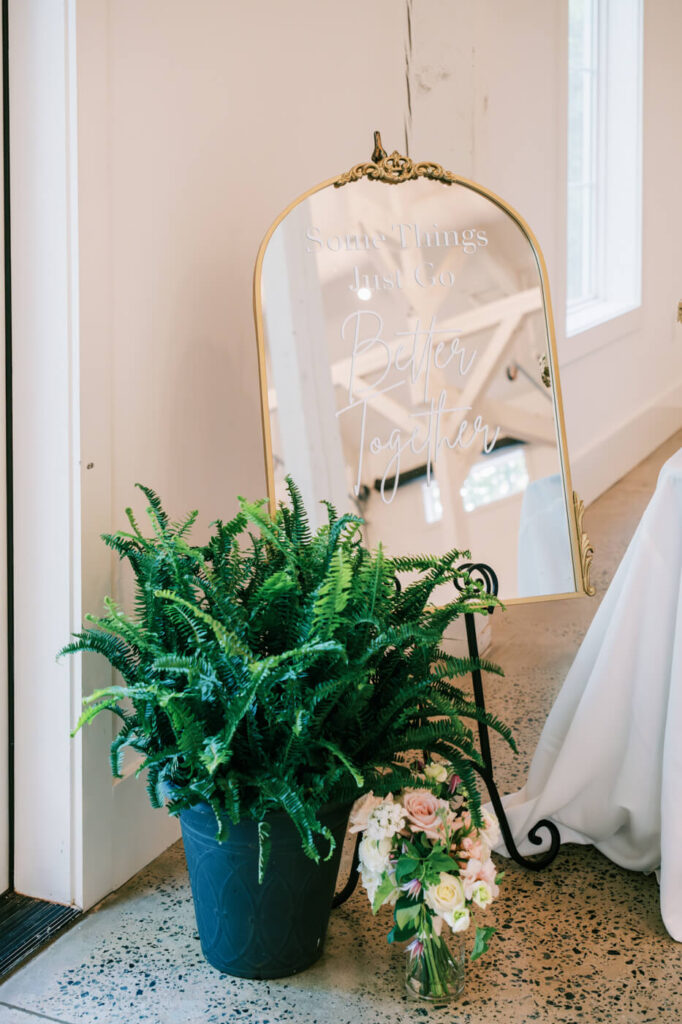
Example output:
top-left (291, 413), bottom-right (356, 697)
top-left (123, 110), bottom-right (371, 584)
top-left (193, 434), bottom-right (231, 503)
top-left (311, 546), bottom-right (352, 636)
top-left (388, 919), bottom-right (420, 944)
top-left (200, 737), bottom-right (232, 775)
top-left (371, 874), bottom-right (397, 914)
top-left (315, 739), bottom-right (364, 787)
top-left (395, 903), bottom-right (421, 930)
top-left (470, 925), bottom-right (496, 962)
top-left (425, 850), bottom-right (459, 874)
top-left (394, 857), bottom-right (420, 884)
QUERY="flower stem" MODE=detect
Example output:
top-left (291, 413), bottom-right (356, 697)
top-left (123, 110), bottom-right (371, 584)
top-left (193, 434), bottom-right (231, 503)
top-left (423, 936), bottom-right (445, 998)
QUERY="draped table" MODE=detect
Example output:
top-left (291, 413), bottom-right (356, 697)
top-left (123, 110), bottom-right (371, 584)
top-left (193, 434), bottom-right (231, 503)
top-left (494, 448), bottom-right (682, 940)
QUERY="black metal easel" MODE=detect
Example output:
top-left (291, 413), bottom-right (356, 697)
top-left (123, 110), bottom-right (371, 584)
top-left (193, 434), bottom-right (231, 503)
top-left (332, 561), bottom-right (560, 908)
top-left (455, 562), bottom-right (560, 872)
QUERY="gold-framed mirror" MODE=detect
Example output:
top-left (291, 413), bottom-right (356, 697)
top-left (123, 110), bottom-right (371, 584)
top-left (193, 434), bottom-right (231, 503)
top-left (253, 134), bottom-right (594, 604)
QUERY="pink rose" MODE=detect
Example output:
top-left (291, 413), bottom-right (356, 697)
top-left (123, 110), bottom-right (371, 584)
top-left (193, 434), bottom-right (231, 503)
top-left (402, 790), bottom-right (452, 841)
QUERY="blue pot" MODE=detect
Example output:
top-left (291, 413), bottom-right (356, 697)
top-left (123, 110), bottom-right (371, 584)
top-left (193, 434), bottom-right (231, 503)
top-left (180, 801), bottom-right (351, 978)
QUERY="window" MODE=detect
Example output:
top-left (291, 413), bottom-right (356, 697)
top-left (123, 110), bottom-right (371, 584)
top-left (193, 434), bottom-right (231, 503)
top-left (566, 0), bottom-right (643, 337)
top-left (459, 448), bottom-right (529, 513)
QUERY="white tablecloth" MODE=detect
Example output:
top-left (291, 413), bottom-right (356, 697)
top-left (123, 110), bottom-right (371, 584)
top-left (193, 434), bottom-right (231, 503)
top-left (495, 449), bottom-right (682, 941)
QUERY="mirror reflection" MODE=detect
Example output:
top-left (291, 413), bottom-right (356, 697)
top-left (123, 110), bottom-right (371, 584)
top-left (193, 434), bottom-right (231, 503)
top-left (259, 176), bottom-right (576, 600)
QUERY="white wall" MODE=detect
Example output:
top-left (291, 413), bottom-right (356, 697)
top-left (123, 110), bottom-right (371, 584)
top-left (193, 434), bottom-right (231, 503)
top-left (409, 0), bottom-right (682, 506)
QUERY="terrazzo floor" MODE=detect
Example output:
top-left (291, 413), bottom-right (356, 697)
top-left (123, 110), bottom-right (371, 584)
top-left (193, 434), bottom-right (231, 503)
top-left (2, 435), bottom-right (682, 1024)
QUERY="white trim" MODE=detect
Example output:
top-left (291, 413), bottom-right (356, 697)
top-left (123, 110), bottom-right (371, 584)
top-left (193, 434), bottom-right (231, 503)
top-left (65, 0), bottom-right (84, 911)
top-left (10, 0), bottom-right (181, 912)
top-left (566, 0), bottom-right (643, 340)
top-left (11, 0), bottom-right (82, 905)
top-left (566, 298), bottom-right (640, 340)
top-left (559, 306), bottom-right (642, 367)
top-left (572, 380), bottom-right (682, 507)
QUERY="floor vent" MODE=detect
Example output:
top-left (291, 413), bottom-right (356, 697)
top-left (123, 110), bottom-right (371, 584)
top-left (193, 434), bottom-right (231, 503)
top-left (0, 891), bottom-right (81, 980)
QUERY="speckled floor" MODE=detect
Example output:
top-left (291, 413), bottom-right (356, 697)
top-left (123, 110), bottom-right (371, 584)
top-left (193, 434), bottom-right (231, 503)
top-left (2, 435), bottom-right (682, 1024)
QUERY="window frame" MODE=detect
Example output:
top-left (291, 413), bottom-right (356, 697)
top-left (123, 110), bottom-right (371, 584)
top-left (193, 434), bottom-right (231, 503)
top-left (565, 0), bottom-right (643, 340)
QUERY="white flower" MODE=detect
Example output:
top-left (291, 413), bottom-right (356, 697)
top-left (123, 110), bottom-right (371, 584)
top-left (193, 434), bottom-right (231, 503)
top-left (460, 857), bottom-right (483, 899)
top-left (424, 762), bottom-right (448, 784)
top-left (365, 800), bottom-right (406, 841)
top-left (359, 865), bottom-right (399, 909)
top-left (424, 873), bottom-right (466, 918)
top-left (446, 907), bottom-right (471, 933)
top-left (461, 856), bottom-right (499, 900)
top-left (360, 868), bottom-right (383, 905)
top-left (349, 793), bottom-right (385, 834)
top-left (358, 835), bottom-right (392, 875)
top-left (425, 874), bottom-right (472, 935)
top-left (470, 880), bottom-right (494, 909)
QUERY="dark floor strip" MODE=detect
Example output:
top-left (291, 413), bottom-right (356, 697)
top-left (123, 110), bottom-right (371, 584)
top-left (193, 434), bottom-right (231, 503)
top-left (0, 892), bottom-right (81, 980)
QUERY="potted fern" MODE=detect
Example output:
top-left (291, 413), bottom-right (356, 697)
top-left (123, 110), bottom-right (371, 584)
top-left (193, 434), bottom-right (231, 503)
top-left (61, 479), bottom-right (513, 979)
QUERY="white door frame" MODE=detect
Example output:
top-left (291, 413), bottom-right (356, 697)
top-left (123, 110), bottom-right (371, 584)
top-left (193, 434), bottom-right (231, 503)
top-left (11, 0), bottom-right (179, 911)
top-left (10, 0), bottom-right (83, 906)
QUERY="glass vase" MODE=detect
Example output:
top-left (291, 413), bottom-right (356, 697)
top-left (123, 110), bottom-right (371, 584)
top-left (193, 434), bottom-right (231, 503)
top-left (405, 933), bottom-right (466, 1005)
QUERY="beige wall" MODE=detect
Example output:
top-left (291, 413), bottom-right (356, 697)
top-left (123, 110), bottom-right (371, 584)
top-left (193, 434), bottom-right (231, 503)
top-left (75, 0), bottom-right (408, 907)
top-left (79, 0), bottom-right (406, 541)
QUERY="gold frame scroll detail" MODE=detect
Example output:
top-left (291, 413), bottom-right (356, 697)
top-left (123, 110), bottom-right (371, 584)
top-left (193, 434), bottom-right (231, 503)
top-left (334, 132), bottom-right (458, 188)
top-left (573, 493), bottom-right (596, 597)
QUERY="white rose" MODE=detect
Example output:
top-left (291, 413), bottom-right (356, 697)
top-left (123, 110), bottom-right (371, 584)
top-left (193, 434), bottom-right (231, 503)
top-left (424, 873), bottom-right (466, 919)
top-left (358, 835), bottom-right (392, 876)
top-left (424, 763), bottom-right (448, 784)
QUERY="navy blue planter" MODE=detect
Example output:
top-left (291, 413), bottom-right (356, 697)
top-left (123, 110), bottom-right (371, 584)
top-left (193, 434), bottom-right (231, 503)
top-left (180, 802), bottom-right (351, 978)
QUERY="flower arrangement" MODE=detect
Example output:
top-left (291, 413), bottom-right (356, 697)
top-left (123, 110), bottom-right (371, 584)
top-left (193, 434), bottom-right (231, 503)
top-left (352, 760), bottom-right (503, 1002)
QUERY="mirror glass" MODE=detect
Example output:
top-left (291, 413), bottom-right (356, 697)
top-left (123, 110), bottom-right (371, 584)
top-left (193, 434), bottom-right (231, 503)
top-left (257, 173), bottom-right (580, 601)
